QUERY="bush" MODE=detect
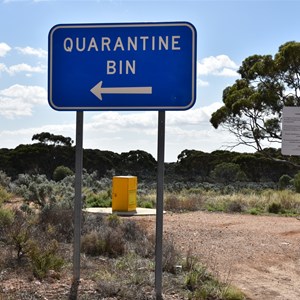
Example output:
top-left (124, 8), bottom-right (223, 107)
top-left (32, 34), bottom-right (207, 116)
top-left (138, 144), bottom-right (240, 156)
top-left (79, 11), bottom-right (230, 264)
top-left (165, 193), bottom-right (201, 212)
top-left (53, 165), bottom-right (73, 181)
top-left (163, 237), bottom-right (180, 273)
top-left (39, 206), bottom-right (73, 242)
top-left (12, 174), bottom-right (55, 208)
top-left (7, 210), bottom-right (34, 260)
top-left (226, 201), bottom-right (244, 213)
top-left (0, 207), bottom-right (14, 239)
top-left (278, 174), bottom-right (292, 190)
top-left (268, 202), bottom-right (282, 214)
top-left (0, 186), bottom-right (11, 206)
top-left (81, 228), bottom-right (125, 258)
top-left (0, 170), bottom-right (11, 189)
top-left (80, 231), bottom-right (106, 256)
top-left (210, 163), bottom-right (247, 184)
top-left (294, 172), bottom-right (300, 193)
top-left (85, 191), bottom-right (112, 208)
top-left (26, 239), bottom-right (64, 279)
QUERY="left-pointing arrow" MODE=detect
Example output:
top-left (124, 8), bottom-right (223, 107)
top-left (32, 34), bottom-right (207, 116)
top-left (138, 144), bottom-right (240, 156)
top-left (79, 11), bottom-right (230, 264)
top-left (90, 81), bottom-right (153, 100)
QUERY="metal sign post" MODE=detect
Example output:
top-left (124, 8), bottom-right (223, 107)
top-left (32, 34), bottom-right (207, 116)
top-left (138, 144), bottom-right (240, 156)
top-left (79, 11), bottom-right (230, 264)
top-left (155, 111), bottom-right (166, 299)
top-left (73, 111), bottom-right (84, 282)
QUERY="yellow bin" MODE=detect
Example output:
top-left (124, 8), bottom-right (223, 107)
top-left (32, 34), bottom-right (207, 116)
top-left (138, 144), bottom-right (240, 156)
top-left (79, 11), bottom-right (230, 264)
top-left (112, 176), bottom-right (137, 212)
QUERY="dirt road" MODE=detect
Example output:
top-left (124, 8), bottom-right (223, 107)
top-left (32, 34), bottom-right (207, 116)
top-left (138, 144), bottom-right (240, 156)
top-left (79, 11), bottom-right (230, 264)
top-left (142, 211), bottom-right (300, 300)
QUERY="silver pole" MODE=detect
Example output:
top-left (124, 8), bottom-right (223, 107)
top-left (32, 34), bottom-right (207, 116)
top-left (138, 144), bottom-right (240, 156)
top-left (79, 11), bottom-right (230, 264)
top-left (155, 110), bottom-right (165, 300)
top-left (73, 111), bottom-right (84, 282)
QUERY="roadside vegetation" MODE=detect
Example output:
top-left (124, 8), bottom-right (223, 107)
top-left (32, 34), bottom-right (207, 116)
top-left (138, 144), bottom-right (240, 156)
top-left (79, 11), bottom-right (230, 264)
top-left (1, 166), bottom-right (300, 299)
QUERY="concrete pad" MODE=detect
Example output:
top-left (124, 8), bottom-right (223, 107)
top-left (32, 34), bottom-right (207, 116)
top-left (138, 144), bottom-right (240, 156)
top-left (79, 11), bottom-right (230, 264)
top-left (83, 207), bottom-right (164, 216)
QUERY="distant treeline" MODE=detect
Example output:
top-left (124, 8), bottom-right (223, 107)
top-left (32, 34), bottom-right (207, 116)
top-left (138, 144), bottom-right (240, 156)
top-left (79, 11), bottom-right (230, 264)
top-left (0, 143), bottom-right (299, 184)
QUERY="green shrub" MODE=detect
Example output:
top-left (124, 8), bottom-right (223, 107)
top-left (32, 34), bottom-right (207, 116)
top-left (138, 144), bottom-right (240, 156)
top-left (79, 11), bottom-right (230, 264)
top-left (0, 170), bottom-right (11, 189)
top-left (268, 202), bottom-right (282, 214)
top-left (294, 172), bottom-right (300, 193)
top-left (122, 219), bottom-right (147, 241)
top-left (184, 259), bottom-right (245, 300)
top-left (107, 214), bottom-right (121, 228)
top-left (210, 163), bottom-right (247, 184)
top-left (13, 174), bottom-right (54, 208)
top-left (53, 165), bottom-right (73, 181)
top-left (0, 207), bottom-right (14, 226)
top-left (85, 191), bottom-right (112, 208)
top-left (0, 186), bottom-right (11, 206)
top-left (226, 200), bottom-right (244, 213)
top-left (140, 200), bottom-right (153, 208)
top-left (278, 174), bottom-right (292, 190)
top-left (7, 210), bottom-right (34, 260)
top-left (26, 239), bottom-right (64, 279)
top-left (81, 231), bottom-right (106, 256)
top-left (223, 286), bottom-right (245, 300)
top-left (165, 194), bottom-right (181, 211)
top-left (39, 206), bottom-right (73, 242)
top-left (163, 237), bottom-right (180, 273)
top-left (81, 228), bottom-right (125, 258)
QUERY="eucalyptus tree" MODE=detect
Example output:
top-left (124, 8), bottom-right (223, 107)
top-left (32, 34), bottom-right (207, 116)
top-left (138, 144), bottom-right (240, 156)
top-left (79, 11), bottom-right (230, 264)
top-left (210, 41), bottom-right (300, 152)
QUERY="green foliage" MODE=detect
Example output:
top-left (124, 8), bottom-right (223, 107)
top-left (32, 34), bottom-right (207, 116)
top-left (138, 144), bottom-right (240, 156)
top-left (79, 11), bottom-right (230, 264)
top-left (39, 206), bottom-right (73, 242)
top-left (120, 150), bottom-right (156, 177)
top-left (32, 132), bottom-right (73, 147)
top-left (210, 41), bottom-right (300, 152)
top-left (226, 200), bottom-right (244, 213)
top-left (81, 215), bottom-right (125, 258)
top-left (81, 214), bottom-right (155, 260)
top-left (13, 174), bottom-right (54, 208)
top-left (211, 162), bottom-right (247, 184)
top-left (223, 287), bottom-right (245, 300)
top-left (52, 165), bottom-right (73, 181)
top-left (184, 256), bottom-right (245, 300)
top-left (162, 237), bottom-right (180, 273)
top-left (267, 202), bottom-right (282, 214)
top-left (0, 170), bottom-right (11, 189)
top-left (25, 239), bottom-right (64, 279)
top-left (85, 190), bottom-right (112, 208)
top-left (81, 228), bottom-right (125, 258)
top-left (165, 193), bottom-right (203, 212)
top-left (7, 210), bottom-right (34, 260)
top-left (107, 213), bottom-right (121, 228)
top-left (294, 172), bottom-right (300, 193)
top-left (0, 186), bottom-right (11, 205)
top-left (278, 174), bottom-right (293, 190)
top-left (0, 207), bottom-right (14, 231)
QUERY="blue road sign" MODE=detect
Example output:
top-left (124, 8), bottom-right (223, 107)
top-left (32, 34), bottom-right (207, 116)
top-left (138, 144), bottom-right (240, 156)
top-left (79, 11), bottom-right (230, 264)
top-left (48, 22), bottom-right (197, 111)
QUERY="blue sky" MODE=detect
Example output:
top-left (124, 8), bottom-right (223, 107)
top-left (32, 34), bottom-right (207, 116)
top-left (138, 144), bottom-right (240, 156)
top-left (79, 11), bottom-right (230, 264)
top-left (0, 0), bottom-right (299, 162)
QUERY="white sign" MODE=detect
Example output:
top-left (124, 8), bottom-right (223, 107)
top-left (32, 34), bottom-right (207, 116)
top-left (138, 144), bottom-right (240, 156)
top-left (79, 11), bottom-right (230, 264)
top-left (281, 106), bottom-right (300, 155)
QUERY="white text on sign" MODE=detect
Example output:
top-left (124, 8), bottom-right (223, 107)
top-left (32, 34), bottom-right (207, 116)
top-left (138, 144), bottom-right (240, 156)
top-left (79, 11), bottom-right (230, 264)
top-left (63, 35), bottom-right (181, 52)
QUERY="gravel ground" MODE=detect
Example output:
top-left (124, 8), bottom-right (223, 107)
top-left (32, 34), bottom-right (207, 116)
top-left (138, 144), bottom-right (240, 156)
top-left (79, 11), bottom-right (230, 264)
top-left (141, 211), bottom-right (300, 300)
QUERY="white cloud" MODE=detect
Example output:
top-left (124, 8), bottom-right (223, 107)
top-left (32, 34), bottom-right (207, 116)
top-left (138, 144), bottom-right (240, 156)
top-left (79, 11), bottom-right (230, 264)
top-left (0, 102), bottom-right (244, 161)
top-left (89, 111), bottom-right (157, 132)
top-left (0, 62), bottom-right (46, 76)
top-left (0, 63), bottom-right (7, 73)
top-left (197, 78), bottom-right (209, 87)
top-left (0, 42), bottom-right (11, 57)
top-left (0, 84), bottom-right (47, 118)
top-left (15, 46), bottom-right (47, 58)
top-left (88, 102), bottom-right (223, 133)
top-left (197, 54), bottom-right (239, 77)
top-left (7, 63), bottom-right (46, 75)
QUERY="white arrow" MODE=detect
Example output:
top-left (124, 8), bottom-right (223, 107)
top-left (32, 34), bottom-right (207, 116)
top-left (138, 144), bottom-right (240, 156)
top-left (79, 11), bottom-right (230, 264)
top-left (90, 81), bottom-right (152, 100)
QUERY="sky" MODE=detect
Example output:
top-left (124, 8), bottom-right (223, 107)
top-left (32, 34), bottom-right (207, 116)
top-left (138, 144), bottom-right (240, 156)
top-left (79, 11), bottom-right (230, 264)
top-left (0, 0), bottom-right (299, 162)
